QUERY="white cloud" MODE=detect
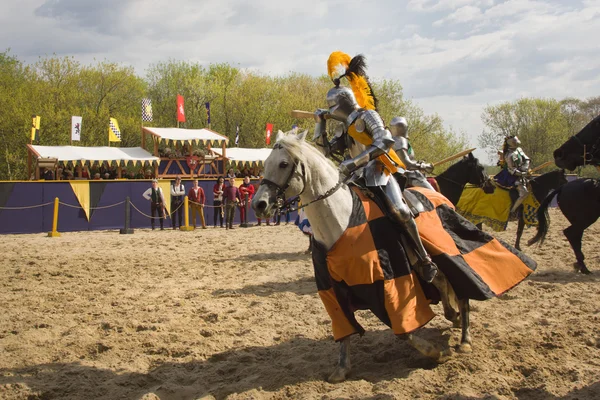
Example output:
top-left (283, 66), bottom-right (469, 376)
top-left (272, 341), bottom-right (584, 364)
top-left (433, 5), bottom-right (482, 25)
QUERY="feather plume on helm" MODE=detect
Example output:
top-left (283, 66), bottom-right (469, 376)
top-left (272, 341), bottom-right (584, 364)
top-left (326, 51), bottom-right (377, 111)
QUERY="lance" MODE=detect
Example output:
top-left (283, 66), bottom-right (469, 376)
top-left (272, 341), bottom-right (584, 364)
top-left (290, 110), bottom-right (332, 121)
top-left (529, 160), bottom-right (554, 174)
top-left (432, 148), bottom-right (477, 167)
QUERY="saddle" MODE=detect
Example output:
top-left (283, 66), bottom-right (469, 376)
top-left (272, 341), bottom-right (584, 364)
top-left (349, 177), bottom-right (427, 219)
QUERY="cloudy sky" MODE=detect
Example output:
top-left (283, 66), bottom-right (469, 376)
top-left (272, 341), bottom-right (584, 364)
top-left (2, 0), bottom-right (599, 162)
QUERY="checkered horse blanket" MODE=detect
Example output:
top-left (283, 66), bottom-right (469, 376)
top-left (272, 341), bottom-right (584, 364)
top-left (456, 183), bottom-right (541, 232)
top-left (312, 186), bottom-right (537, 341)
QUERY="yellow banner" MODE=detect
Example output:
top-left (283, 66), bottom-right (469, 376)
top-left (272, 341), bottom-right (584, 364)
top-left (69, 181), bottom-right (90, 221)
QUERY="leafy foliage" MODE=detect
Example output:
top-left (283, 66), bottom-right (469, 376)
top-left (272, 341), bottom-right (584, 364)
top-left (479, 97), bottom-right (600, 176)
top-left (1, 53), bottom-right (479, 180)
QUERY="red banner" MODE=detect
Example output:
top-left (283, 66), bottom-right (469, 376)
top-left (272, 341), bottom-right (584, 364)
top-left (177, 94), bottom-right (185, 122)
top-left (266, 123), bottom-right (273, 145)
top-left (186, 155), bottom-right (199, 172)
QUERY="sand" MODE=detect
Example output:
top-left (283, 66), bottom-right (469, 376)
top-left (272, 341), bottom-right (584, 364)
top-left (1, 208), bottom-right (600, 400)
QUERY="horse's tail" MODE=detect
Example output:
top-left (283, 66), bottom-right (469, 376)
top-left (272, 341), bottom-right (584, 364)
top-left (527, 186), bottom-right (562, 246)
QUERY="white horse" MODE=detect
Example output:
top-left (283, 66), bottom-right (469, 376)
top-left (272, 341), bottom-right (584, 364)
top-left (252, 129), bottom-right (470, 382)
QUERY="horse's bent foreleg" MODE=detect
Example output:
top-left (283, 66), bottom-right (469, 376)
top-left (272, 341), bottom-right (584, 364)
top-left (431, 272), bottom-right (459, 326)
top-left (407, 332), bottom-right (452, 363)
top-left (328, 338), bottom-right (351, 383)
top-left (457, 299), bottom-right (472, 353)
top-left (515, 213), bottom-right (525, 251)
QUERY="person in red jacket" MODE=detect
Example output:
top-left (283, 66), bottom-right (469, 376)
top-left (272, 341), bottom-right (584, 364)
top-left (238, 176), bottom-right (255, 227)
top-left (188, 179), bottom-right (206, 229)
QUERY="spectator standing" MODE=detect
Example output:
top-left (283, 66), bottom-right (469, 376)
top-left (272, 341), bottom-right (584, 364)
top-left (275, 208), bottom-right (291, 225)
top-left (212, 177), bottom-right (225, 228)
top-left (238, 176), bottom-right (255, 227)
top-left (223, 177), bottom-right (240, 230)
top-left (142, 179), bottom-right (165, 230)
top-left (188, 180), bottom-right (206, 229)
top-left (170, 176), bottom-right (185, 230)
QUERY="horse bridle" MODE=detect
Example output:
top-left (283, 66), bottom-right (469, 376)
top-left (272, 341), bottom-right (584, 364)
top-left (569, 134), bottom-right (600, 165)
top-left (259, 143), bottom-right (345, 212)
top-left (435, 158), bottom-right (489, 189)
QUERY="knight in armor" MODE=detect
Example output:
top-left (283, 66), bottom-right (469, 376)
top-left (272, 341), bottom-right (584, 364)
top-left (493, 135), bottom-right (531, 213)
top-left (389, 116), bottom-right (436, 191)
top-left (504, 135), bottom-right (531, 213)
top-left (313, 51), bottom-right (438, 283)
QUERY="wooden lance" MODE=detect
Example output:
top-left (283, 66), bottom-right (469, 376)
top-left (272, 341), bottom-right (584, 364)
top-left (290, 110), bottom-right (331, 120)
top-left (529, 161), bottom-right (554, 174)
top-left (432, 148), bottom-right (477, 167)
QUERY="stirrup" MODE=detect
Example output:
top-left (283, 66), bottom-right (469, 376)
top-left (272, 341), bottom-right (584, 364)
top-left (414, 258), bottom-right (438, 283)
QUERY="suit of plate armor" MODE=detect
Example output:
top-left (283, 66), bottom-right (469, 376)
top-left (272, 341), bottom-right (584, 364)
top-left (313, 86), bottom-right (438, 283)
top-left (505, 136), bottom-right (531, 213)
top-left (389, 117), bottom-right (435, 191)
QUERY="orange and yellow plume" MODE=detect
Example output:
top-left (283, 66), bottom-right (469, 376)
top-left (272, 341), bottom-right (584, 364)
top-left (327, 51), bottom-right (351, 81)
top-left (326, 51), bottom-right (376, 111)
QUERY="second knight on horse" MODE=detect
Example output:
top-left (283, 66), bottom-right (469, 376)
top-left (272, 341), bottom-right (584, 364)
top-left (389, 116), bottom-right (436, 191)
top-left (494, 135), bottom-right (531, 213)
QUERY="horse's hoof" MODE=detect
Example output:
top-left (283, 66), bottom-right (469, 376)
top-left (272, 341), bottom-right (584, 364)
top-left (457, 343), bottom-right (472, 353)
top-left (437, 348), bottom-right (454, 363)
top-left (582, 269), bottom-right (592, 275)
top-left (328, 367), bottom-right (349, 383)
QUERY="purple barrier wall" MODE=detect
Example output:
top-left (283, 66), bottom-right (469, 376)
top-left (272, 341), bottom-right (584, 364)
top-left (0, 179), bottom-right (295, 235)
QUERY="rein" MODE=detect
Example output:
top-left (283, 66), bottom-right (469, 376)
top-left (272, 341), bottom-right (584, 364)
top-left (259, 144), bottom-right (346, 213)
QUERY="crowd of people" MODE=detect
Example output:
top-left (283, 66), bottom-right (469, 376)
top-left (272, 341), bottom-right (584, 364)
top-left (142, 174), bottom-right (291, 231)
top-left (39, 164), bottom-right (155, 181)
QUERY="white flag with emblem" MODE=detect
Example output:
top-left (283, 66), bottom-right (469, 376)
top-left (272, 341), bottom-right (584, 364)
top-left (71, 116), bottom-right (82, 141)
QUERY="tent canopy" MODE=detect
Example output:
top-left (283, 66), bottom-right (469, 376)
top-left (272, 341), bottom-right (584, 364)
top-left (142, 127), bottom-right (229, 146)
top-left (211, 147), bottom-right (272, 167)
top-left (28, 145), bottom-right (159, 166)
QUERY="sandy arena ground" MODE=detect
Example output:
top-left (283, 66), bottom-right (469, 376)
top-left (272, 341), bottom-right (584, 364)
top-left (1, 208), bottom-right (600, 400)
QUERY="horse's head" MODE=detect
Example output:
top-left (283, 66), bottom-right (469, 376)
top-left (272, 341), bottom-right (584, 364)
top-left (554, 115), bottom-right (600, 171)
top-left (445, 152), bottom-right (494, 193)
top-left (463, 152), bottom-right (495, 193)
top-left (252, 129), bottom-right (311, 218)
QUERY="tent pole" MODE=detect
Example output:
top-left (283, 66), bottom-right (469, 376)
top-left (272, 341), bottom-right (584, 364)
top-left (27, 150), bottom-right (31, 180)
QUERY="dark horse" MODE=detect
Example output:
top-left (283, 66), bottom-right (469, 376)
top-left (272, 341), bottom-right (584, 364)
top-left (528, 115), bottom-right (600, 274)
top-left (432, 152), bottom-right (494, 205)
top-left (554, 114), bottom-right (600, 170)
top-left (528, 178), bottom-right (600, 274)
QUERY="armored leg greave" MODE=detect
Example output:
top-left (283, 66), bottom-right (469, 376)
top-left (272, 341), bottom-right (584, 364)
top-left (382, 177), bottom-right (438, 282)
top-left (510, 182), bottom-right (529, 213)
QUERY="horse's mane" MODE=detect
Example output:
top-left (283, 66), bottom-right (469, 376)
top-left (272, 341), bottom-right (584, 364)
top-left (576, 113), bottom-right (600, 141)
top-left (276, 130), bottom-right (338, 171)
top-left (276, 130), bottom-right (340, 191)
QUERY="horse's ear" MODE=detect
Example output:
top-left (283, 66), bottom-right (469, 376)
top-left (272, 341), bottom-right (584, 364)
top-left (468, 152), bottom-right (474, 160)
top-left (297, 129), bottom-right (308, 142)
top-left (276, 130), bottom-right (285, 142)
